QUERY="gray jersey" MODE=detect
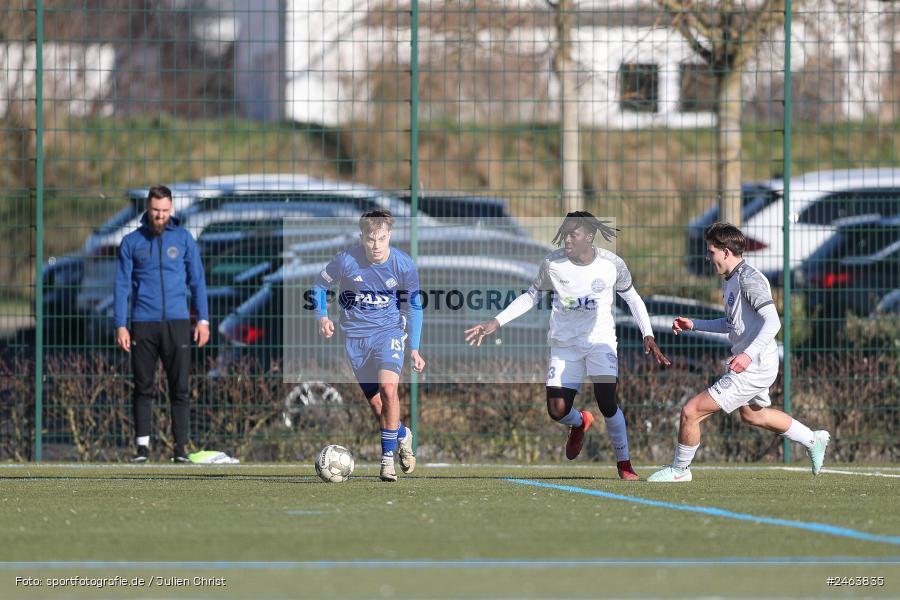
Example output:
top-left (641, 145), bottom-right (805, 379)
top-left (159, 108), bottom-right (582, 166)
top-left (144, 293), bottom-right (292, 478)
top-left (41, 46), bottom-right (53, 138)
top-left (722, 260), bottom-right (777, 360)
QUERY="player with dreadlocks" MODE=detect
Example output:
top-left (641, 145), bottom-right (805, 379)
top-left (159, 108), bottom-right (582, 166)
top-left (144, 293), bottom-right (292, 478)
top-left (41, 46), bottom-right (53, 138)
top-left (465, 212), bottom-right (670, 479)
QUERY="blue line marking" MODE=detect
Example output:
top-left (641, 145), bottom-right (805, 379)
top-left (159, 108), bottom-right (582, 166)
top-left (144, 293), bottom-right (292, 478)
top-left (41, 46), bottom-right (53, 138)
top-left (507, 479), bottom-right (900, 547)
top-left (2, 557), bottom-right (900, 570)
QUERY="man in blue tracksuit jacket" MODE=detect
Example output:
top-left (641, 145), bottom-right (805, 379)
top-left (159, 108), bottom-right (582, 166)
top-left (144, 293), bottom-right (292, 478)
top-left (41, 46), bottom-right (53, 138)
top-left (114, 185), bottom-right (210, 463)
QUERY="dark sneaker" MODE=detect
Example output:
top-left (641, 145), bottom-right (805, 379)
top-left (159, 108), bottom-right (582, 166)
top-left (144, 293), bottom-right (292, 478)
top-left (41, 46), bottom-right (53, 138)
top-left (172, 447), bottom-right (191, 464)
top-left (130, 446), bottom-right (150, 463)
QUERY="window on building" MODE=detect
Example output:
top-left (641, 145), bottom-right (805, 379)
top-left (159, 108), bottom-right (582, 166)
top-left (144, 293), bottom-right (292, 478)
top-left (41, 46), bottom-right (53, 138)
top-left (619, 63), bottom-right (659, 113)
top-left (679, 63), bottom-right (718, 113)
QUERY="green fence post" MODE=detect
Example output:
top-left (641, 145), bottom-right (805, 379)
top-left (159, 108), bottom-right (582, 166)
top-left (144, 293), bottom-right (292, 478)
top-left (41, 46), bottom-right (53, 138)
top-left (409, 0), bottom-right (420, 450)
top-left (782, 0), bottom-right (793, 464)
top-left (33, 0), bottom-right (45, 462)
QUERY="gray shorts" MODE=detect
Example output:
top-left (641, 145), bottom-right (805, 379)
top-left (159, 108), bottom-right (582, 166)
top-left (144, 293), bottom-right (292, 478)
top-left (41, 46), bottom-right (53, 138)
top-left (708, 351), bottom-right (778, 414)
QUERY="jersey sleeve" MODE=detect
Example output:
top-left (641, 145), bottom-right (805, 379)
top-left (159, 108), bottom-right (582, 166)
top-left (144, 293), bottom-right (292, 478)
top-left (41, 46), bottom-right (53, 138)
top-left (400, 260), bottom-right (423, 350)
top-left (496, 259), bottom-right (547, 326)
top-left (530, 257), bottom-right (553, 293)
top-left (613, 255), bottom-right (633, 293)
top-left (617, 286), bottom-right (653, 338)
top-left (739, 268), bottom-right (775, 312)
top-left (314, 252), bottom-right (344, 290)
top-left (743, 303), bottom-right (781, 362)
top-left (311, 252), bottom-right (345, 319)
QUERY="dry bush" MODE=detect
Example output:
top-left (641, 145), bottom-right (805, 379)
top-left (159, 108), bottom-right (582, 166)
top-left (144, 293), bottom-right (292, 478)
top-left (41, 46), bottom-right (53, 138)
top-left (3, 352), bottom-right (898, 463)
top-left (789, 354), bottom-right (900, 462)
top-left (0, 357), bottom-right (34, 461)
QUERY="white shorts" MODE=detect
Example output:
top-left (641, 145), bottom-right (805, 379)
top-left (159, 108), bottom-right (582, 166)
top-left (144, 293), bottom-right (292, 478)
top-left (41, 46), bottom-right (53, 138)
top-left (546, 341), bottom-right (618, 391)
top-left (707, 351), bottom-right (778, 414)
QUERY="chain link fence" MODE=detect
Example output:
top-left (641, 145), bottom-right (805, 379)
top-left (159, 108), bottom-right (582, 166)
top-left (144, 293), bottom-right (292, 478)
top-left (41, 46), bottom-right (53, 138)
top-left (1, 0), bottom-right (897, 463)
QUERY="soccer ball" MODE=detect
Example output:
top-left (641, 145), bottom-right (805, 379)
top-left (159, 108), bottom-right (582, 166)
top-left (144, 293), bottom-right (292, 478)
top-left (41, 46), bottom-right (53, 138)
top-left (315, 444), bottom-right (354, 483)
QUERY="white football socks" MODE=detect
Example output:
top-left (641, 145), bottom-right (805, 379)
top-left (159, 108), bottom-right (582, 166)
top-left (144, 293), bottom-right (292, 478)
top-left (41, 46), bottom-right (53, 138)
top-left (674, 443), bottom-right (699, 469)
top-left (783, 418), bottom-right (815, 449)
top-left (136, 436), bottom-right (150, 448)
top-left (557, 407), bottom-right (584, 427)
top-left (605, 408), bottom-right (629, 462)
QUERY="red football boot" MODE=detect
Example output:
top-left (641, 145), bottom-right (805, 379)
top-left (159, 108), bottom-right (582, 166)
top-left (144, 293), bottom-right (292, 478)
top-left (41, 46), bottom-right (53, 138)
top-left (617, 460), bottom-right (639, 480)
top-left (565, 410), bottom-right (594, 460)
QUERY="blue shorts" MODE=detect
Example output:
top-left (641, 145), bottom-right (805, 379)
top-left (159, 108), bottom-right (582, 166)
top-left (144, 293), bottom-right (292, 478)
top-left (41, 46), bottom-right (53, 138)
top-left (344, 328), bottom-right (407, 398)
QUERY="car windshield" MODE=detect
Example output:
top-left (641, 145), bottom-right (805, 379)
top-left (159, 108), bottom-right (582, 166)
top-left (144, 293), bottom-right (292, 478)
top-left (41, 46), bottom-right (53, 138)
top-left (743, 186), bottom-right (780, 219)
top-left (798, 188), bottom-right (900, 225)
top-left (420, 198), bottom-right (507, 219)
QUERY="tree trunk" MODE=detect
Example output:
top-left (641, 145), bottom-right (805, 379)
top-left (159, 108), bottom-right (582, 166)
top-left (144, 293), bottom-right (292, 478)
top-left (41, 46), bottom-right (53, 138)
top-left (554, 0), bottom-right (581, 214)
top-left (717, 67), bottom-right (743, 227)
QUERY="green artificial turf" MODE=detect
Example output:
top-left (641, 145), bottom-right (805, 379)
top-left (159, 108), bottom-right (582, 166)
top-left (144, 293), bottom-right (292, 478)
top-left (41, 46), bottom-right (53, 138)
top-left (2, 463), bottom-right (898, 599)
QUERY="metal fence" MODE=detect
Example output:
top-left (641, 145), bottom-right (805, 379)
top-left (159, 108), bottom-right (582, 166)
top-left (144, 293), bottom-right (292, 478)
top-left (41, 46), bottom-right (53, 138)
top-left (1, 0), bottom-right (898, 464)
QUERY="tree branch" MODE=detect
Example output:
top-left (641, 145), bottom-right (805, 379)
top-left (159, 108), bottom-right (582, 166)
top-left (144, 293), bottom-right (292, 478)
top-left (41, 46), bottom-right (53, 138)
top-left (734, 0), bottom-right (788, 69)
top-left (657, 0), bottom-right (715, 64)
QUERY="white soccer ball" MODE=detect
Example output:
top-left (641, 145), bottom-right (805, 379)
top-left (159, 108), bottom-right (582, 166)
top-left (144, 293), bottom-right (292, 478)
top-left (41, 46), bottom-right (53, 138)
top-left (315, 444), bottom-right (354, 483)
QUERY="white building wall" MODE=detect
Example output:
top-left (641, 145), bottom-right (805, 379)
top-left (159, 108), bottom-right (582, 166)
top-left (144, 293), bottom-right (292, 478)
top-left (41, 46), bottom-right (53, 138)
top-left (274, 0), bottom-right (896, 128)
top-left (0, 43), bottom-right (114, 118)
top-left (234, 0), bottom-right (283, 122)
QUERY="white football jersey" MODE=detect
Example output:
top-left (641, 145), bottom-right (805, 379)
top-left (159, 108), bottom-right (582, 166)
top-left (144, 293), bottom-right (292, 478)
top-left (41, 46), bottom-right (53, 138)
top-left (531, 247), bottom-right (634, 347)
top-left (722, 260), bottom-right (778, 360)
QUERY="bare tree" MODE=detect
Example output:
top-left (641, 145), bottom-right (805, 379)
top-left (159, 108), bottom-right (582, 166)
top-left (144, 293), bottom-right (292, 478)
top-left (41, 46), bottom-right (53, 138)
top-left (658, 0), bottom-right (788, 227)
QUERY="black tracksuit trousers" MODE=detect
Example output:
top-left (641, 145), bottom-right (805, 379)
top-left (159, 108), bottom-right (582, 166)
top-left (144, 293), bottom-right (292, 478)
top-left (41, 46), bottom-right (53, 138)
top-left (131, 320), bottom-right (191, 449)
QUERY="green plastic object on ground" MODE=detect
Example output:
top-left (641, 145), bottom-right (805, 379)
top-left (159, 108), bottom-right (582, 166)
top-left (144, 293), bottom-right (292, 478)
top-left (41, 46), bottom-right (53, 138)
top-left (187, 450), bottom-right (240, 464)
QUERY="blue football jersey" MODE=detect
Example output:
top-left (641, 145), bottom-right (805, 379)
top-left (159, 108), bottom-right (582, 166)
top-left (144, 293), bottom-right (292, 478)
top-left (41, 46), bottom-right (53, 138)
top-left (312, 245), bottom-right (423, 349)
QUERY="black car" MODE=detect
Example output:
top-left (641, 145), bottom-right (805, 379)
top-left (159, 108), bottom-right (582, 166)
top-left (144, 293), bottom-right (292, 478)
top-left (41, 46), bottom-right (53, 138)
top-left (42, 254), bottom-right (86, 346)
top-left (796, 216), bottom-right (900, 322)
top-left (875, 289), bottom-right (900, 314)
top-left (686, 183), bottom-right (781, 276)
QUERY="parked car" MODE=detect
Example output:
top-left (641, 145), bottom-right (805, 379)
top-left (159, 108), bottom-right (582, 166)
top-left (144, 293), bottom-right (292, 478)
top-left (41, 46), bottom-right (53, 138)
top-left (43, 254), bottom-right (84, 315)
top-left (686, 182), bottom-right (781, 276)
top-left (393, 191), bottom-right (528, 237)
top-left (41, 254), bottom-right (85, 346)
top-left (84, 175), bottom-right (323, 261)
top-left (197, 175), bottom-right (432, 221)
top-left (82, 181), bottom-right (228, 262)
top-left (77, 176), bottom-right (439, 311)
top-left (796, 215), bottom-right (900, 321)
top-left (78, 181), bottom-right (236, 311)
top-left (284, 224), bottom-right (553, 267)
top-left (83, 205), bottom-right (373, 349)
top-left (740, 168), bottom-right (900, 279)
top-left (875, 289), bottom-right (900, 314)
